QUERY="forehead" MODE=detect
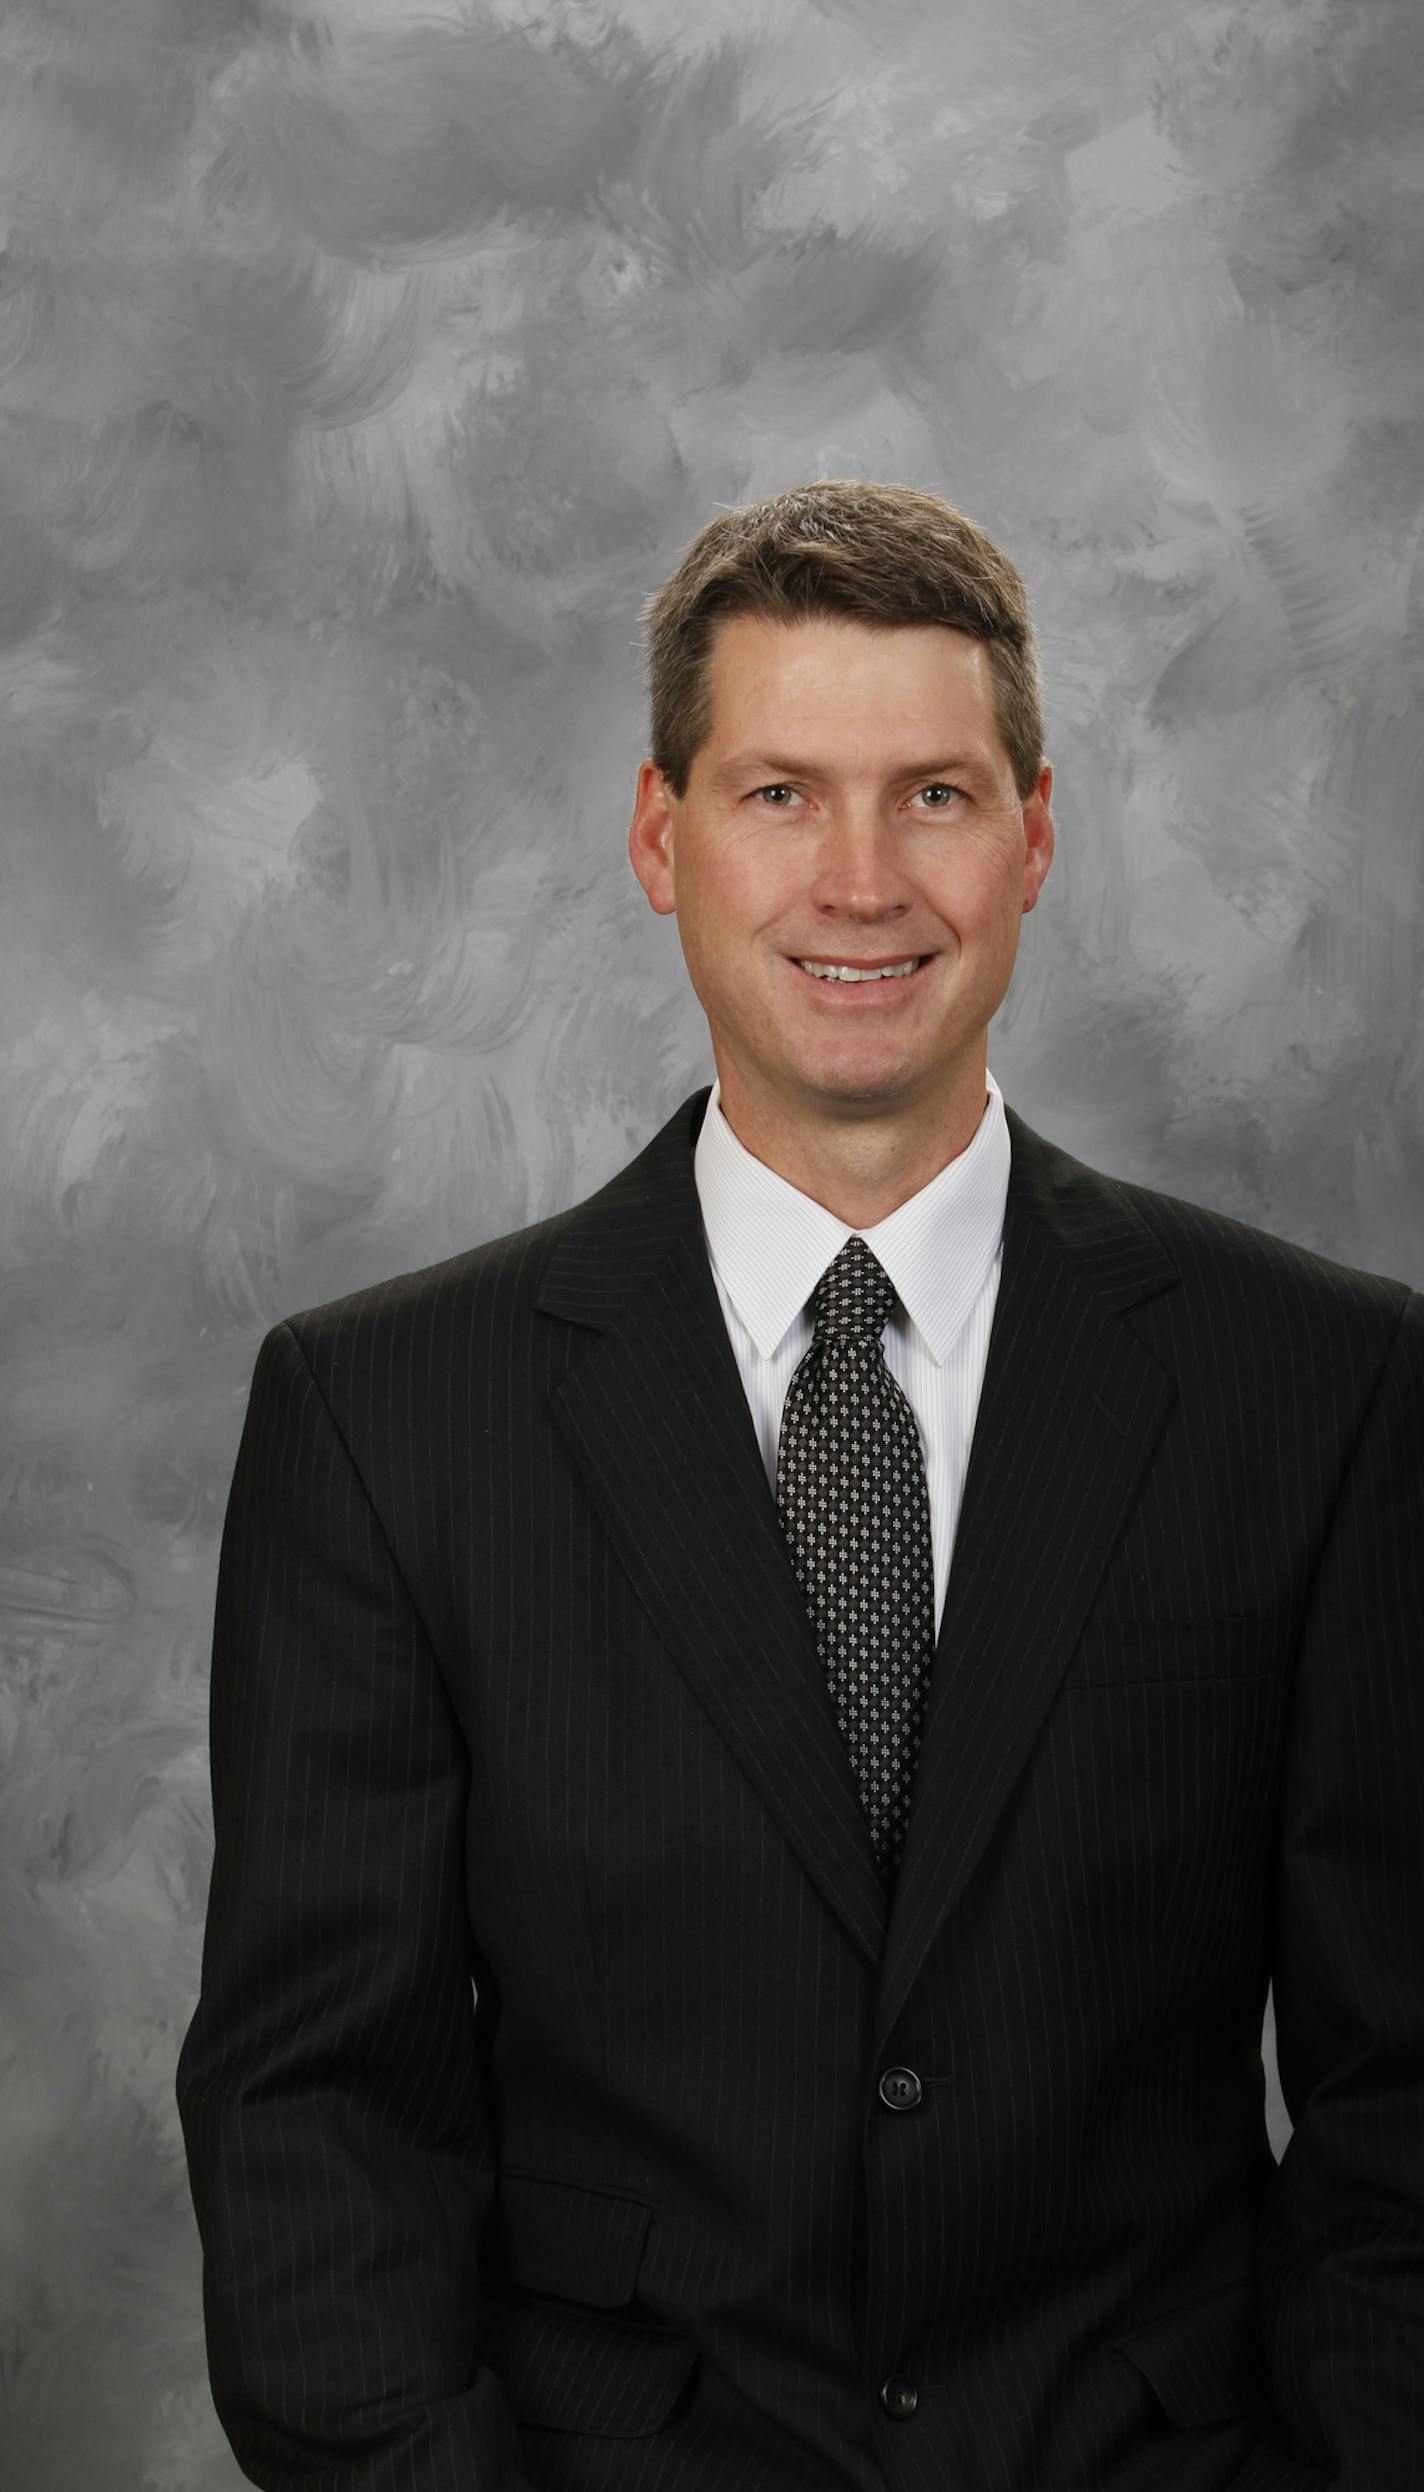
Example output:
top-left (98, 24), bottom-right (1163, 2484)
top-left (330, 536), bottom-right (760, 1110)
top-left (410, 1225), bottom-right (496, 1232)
top-left (699, 612), bottom-right (1002, 762)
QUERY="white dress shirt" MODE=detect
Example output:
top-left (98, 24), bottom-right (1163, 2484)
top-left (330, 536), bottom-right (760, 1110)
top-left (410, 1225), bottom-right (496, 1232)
top-left (693, 1074), bottom-right (1011, 1632)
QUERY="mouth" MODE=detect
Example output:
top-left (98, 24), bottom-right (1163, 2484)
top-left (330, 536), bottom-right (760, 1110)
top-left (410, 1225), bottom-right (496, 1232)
top-left (789, 953), bottom-right (933, 992)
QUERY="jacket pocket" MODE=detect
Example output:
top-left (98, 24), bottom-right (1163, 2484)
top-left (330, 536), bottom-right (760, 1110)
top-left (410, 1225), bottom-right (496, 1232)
top-left (487, 2170), bottom-right (699, 2438)
top-left (1111, 2275), bottom-right (1267, 2424)
top-left (497, 2169), bottom-right (656, 2308)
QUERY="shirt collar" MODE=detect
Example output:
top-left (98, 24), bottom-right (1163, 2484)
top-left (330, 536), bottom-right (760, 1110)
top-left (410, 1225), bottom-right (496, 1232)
top-left (693, 1072), bottom-right (1010, 1366)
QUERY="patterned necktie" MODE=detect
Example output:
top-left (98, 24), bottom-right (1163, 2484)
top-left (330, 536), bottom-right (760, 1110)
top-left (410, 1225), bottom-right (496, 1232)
top-left (775, 1236), bottom-right (935, 1876)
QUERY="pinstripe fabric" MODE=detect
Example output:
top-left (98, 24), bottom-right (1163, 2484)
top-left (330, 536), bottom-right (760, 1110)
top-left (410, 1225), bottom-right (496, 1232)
top-left (177, 1090), bottom-right (1424, 2492)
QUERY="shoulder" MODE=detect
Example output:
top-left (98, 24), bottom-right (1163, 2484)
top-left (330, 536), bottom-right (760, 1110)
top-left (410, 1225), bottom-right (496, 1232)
top-left (265, 1204), bottom-right (578, 1401)
top-left (1008, 1109), bottom-right (1418, 1365)
top-left (231, 1205), bottom-right (594, 1480)
top-left (252, 1085), bottom-right (712, 1409)
top-left (1126, 1168), bottom-right (1405, 1316)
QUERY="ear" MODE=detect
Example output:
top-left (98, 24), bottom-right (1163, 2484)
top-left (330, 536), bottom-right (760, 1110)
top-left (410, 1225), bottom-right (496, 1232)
top-left (628, 759), bottom-right (679, 916)
top-left (1020, 761), bottom-right (1054, 913)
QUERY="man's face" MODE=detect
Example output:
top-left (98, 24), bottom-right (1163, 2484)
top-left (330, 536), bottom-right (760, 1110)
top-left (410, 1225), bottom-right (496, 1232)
top-left (628, 612), bottom-right (1053, 1137)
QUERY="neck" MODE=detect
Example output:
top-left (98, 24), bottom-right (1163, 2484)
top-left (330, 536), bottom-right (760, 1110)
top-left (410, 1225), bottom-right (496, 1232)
top-left (714, 1066), bottom-right (990, 1227)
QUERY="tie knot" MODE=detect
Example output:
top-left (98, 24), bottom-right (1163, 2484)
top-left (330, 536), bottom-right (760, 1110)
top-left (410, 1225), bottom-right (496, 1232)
top-left (811, 1235), bottom-right (897, 1343)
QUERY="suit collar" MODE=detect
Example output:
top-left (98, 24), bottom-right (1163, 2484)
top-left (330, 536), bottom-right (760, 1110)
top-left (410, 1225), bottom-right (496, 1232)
top-left (538, 1090), bottom-right (1181, 1981)
top-left (537, 1088), bottom-right (1179, 1333)
top-left (1000, 1103), bottom-right (1179, 1309)
top-left (535, 1089), bottom-right (712, 1331)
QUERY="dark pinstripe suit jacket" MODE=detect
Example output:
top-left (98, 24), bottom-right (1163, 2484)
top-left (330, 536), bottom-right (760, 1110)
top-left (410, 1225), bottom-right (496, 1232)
top-left (177, 1092), bottom-right (1424, 2492)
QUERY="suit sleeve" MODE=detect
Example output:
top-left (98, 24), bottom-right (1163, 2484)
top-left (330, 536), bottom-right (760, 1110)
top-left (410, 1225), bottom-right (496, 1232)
top-left (176, 1320), bottom-right (536, 2491)
top-left (1261, 1285), bottom-right (1424, 2482)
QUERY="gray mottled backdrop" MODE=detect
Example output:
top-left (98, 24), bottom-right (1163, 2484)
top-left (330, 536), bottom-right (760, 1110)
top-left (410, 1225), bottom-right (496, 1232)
top-left (1, 2), bottom-right (1420, 2484)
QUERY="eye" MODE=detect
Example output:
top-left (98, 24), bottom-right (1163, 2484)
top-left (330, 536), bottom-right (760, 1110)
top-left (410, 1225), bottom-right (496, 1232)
top-left (913, 781), bottom-right (963, 809)
top-left (753, 783), bottom-right (799, 807)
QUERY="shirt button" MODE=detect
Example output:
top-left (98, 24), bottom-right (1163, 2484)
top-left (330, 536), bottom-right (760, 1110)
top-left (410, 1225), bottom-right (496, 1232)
top-left (877, 2065), bottom-right (923, 2111)
top-left (881, 2377), bottom-right (919, 2419)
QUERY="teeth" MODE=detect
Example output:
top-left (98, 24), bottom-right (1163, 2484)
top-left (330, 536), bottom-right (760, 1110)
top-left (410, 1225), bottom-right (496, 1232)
top-left (796, 958), bottom-right (922, 981)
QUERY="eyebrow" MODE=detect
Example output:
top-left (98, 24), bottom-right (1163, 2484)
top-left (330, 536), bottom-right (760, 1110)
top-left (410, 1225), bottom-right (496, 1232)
top-left (709, 751), bottom-right (996, 791)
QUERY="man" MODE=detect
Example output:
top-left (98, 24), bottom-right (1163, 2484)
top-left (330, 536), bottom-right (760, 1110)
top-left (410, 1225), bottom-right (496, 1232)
top-left (177, 481), bottom-right (1424, 2492)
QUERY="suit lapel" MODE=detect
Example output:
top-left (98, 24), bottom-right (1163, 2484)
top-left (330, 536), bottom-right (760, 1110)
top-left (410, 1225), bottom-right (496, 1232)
top-left (539, 1093), bottom-right (889, 1969)
top-left (873, 1112), bottom-right (1179, 2050)
top-left (537, 1092), bottom-right (1181, 2001)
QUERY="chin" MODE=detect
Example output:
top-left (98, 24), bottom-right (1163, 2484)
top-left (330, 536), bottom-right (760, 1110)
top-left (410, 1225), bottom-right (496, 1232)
top-left (796, 1057), bottom-right (921, 1112)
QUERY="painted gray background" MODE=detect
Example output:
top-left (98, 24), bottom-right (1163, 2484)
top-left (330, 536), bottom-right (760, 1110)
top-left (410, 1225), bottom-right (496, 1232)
top-left (1, 2), bottom-right (1420, 2484)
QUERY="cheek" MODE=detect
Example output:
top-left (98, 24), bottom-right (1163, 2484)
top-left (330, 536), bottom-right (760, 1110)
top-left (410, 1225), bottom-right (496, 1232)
top-left (681, 849), bottom-right (793, 953)
top-left (929, 847), bottom-right (1026, 936)
top-left (671, 877), bottom-right (762, 1016)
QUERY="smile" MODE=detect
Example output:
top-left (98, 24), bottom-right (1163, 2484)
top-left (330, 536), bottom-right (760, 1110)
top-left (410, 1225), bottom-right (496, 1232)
top-left (793, 957), bottom-right (928, 982)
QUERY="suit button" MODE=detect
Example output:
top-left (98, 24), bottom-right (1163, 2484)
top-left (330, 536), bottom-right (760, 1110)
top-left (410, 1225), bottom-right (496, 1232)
top-left (881, 2377), bottom-right (919, 2419)
top-left (878, 2065), bottom-right (923, 2110)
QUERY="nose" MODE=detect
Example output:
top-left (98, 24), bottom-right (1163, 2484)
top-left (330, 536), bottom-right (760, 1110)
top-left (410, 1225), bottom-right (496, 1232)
top-left (809, 808), bottom-right (915, 920)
